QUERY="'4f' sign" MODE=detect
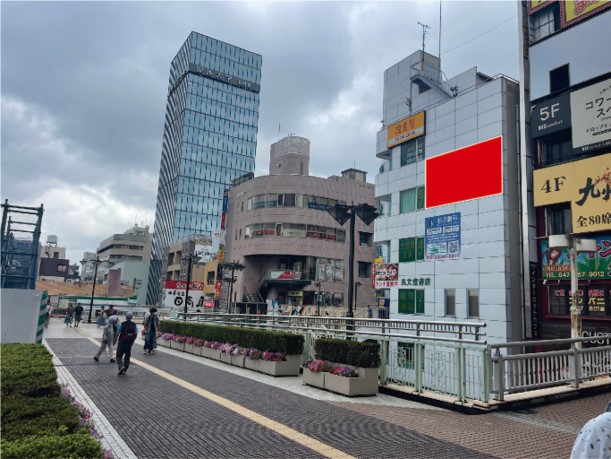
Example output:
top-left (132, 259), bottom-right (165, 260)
top-left (540, 176), bottom-right (566, 193)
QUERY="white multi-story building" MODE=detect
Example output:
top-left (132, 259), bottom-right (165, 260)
top-left (374, 50), bottom-right (523, 343)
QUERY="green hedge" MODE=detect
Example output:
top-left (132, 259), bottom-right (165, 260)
top-left (160, 320), bottom-right (304, 355)
top-left (0, 344), bottom-right (104, 459)
top-left (1, 344), bottom-right (60, 397)
top-left (314, 338), bottom-right (381, 368)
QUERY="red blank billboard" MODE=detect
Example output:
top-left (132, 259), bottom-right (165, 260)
top-left (425, 136), bottom-right (503, 208)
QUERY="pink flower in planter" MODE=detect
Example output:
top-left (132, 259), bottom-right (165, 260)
top-left (210, 341), bottom-right (221, 350)
top-left (173, 335), bottom-right (185, 343)
top-left (161, 333), bottom-right (174, 341)
top-left (186, 336), bottom-right (195, 345)
top-left (262, 351), bottom-right (285, 362)
top-left (329, 366), bottom-right (359, 377)
top-left (306, 359), bottom-right (331, 373)
top-left (193, 338), bottom-right (204, 347)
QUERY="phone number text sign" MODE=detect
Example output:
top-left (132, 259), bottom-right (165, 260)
top-left (425, 212), bottom-right (461, 261)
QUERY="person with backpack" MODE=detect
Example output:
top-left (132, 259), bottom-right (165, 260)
top-left (114, 311), bottom-right (138, 376)
top-left (143, 307), bottom-right (160, 355)
top-left (74, 304), bottom-right (84, 327)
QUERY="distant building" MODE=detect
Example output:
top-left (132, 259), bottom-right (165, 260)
top-left (147, 32), bottom-right (262, 306)
top-left (38, 235), bottom-right (66, 278)
top-left (224, 136), bottom-right (377, 315)
top-left (160, 236), bottom-right (220, 311)
top-left (96, 224), bottom-right (152, 264)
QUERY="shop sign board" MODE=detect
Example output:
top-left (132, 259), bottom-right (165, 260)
top-left (162, 280), bottom-right (205, 309)
top-left (561, 1), bottom-right (611, 28)
top-left (373, 263), bottom-right (398, 288)
top-left (541, 235), bottom-right (611, 280)
top-left (571, 78), bottom-right (611, 153)
top-left (533, 153), bottom-right (611, 233)
top-left (425, 212), bottom-right (461, 261)
top-left (531, 93), bottom-right (571, 138)
top-left (387, 111), bottom-right (425, 148)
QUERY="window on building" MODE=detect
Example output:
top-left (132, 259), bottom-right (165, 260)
top-left (547, 204), bottom-right (572, 235)
top-left (399, 289), bottom-right (425, 314)
top-left (359, 232), bottom-right (372, 246)
top-left (400, 186), bottom-right (425, 214)
top-left (400, 138), bottom-right (425, 166)
top-left (358, 262), bottom-right (371, 278)
top-left (206, 271), bottom-right (215, 285)
top-left (539, 131), bottom-right (573, 166)
top-left (550, 64), bottom-right (570, 93)
top-left (467, 289), bottom-right (479, 318)
top-left (530, 7), bottom-right (558, 42)
top-left (445, 289), bottom-right (456, 316)
top-left (549, 285), bottom-right (570, 315)
top-left (399, 237), bottom-right (425, 262)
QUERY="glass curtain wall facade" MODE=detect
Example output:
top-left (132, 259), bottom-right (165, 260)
top-left (147, 32), bottom-right (262, 305)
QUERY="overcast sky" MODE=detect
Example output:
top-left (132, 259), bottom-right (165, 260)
top-left (1, 0), bottom-right (519, 264)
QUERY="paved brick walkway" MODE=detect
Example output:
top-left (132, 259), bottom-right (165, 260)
top-left (42, 319), bottom-right (609, 459)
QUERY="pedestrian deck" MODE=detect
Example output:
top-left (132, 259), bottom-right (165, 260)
top-left (42, 318), bottom-right (609, 459)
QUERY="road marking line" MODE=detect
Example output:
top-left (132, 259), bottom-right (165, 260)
top-left (86, 337), bottom-right (355, 459)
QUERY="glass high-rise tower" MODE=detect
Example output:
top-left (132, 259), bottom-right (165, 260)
top-left (147, 32), bottom-right (262, 305)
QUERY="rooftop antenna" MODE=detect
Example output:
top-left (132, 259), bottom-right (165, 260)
top-left (277, 122), bottom-right (281, 141)
top-left (417, 21), bottom-right (431, 72)
top-left (438, 1), bottom-right (442, 81)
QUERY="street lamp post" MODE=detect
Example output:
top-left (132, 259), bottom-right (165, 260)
top-left (327, 203), bottom-right (379, 319)
top-left (354, 281), bottom-right (362, 313)
top-left (314, 281), bottom-right (322, 316)
top-left (182, 253), bottom-right (201, 318)
top-left (222, 261), bottom-right (246, 314)
top-left (548, 234), bottom-right (596, 349)
top-left (80, 256), bottom-right (106, 323)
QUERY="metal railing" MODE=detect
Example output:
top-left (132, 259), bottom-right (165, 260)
top-left (490, 336), bottom-right (611, 401)
top-left (167, 312), bottom-right (611, 405)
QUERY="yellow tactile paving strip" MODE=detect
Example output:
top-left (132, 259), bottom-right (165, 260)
top-left (86, 337), bottom-right (355, 459)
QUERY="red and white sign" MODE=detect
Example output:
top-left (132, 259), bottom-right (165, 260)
top-left (162, 280), bottom-right (205, 309)
top-left (425, 136), bottom-right (503, 208)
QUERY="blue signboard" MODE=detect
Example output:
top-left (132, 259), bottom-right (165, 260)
top-left (425, 212), bottom-right (461, 261)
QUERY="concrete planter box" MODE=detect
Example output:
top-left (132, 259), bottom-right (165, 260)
top-left (220, 352), bottom-right (232, 365)
top-left (323, 366), bottom-right (379, 397)
top-left (244, 358), bottom-right (261, 372)
top-left (259, 354), bottom-right (301, 376)
top-left (231, 355), bottom-right (245, 368)
top-left (184, 343), bottom-right (196, 355)
top-left (170, 340), bottom-right (185, 351)
top-left (201, 347), bottom-right (221, 360)
top-left (302, 367), bottom-right (325, 389)
top-left (158, 338), bottom-right (171, 349)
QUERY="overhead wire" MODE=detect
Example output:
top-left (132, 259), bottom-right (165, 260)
top-left (441, 14), bottom-right (517, 56)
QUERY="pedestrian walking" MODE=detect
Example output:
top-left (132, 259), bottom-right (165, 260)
top-left (96, 308), bottom-right (106, 327)
top-left (107, 305), bottom-right (115, 317)
top-left (367, 305), bottom-right (373, 318)
top-left (115, 311), bottom-right (138, 376)
top-left (64, 304), bottom-right (75, 327)
top-left (45, 302), bottom-right (54, 328)
top-left (143, 307), bottom-right (160, 355)
top-left (93, 314), bottom-right (120, 363)
top-left (74, 304), bottom-right (84, 327)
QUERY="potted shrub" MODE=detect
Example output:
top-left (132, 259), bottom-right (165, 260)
top-left (313, 338), bottom-right (380, 397)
